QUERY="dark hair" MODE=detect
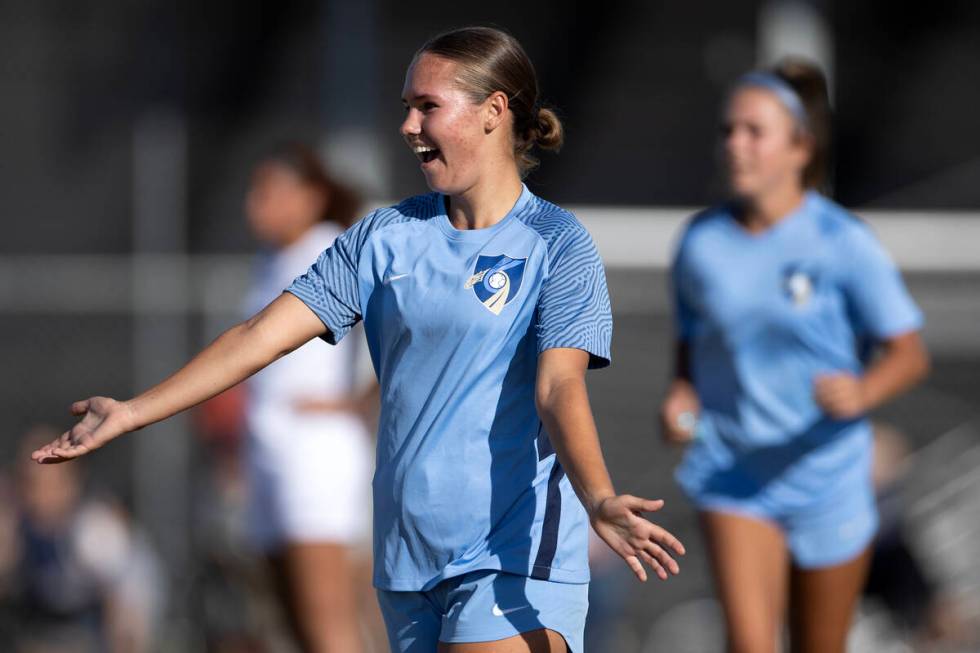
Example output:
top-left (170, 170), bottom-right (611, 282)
top-left (414, 26), bottom-right (563, 177)
top-left (261, 142), bottom-right (361, 228)
top-left (771, 58), bottom-right (832, 191)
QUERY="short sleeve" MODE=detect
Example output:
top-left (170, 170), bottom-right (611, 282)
top-left (286, 211), bottom-right (376, 344)
top-left (838, 223), bottom-right (923, 339)
top-left (535, 224), bottom-right (613, 368)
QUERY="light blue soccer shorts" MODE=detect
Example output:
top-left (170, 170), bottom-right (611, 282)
top-left (677, 420), bottom-right (879, 569)
top-left (685, 466), bottom-right (878, 569)
top-left (376, 570), bottom-right (589, 652)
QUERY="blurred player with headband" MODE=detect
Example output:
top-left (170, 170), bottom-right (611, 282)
top-left (662, 59), bottom-right (930, 653)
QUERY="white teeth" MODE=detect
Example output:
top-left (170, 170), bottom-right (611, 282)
top-left (412, 145), bottom-right (436, 154)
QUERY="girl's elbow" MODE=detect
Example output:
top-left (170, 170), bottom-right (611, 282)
top-left (534, 388), bottom-right (552, 417)
top-left (899, 332), bottom-right (931, 385)
top-left (234, 317), bottom-right (289, 363)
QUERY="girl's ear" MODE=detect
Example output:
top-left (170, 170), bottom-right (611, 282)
top-left (484, 91), bottom-right (509, 133)
top-left (793, 129), bottom-right (816, 175)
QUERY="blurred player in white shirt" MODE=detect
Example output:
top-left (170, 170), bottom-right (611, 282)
top-left (243, 143), bottom-right (375, 653)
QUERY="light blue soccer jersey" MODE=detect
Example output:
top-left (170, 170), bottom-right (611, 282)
top-left (672, 191), bottom-right (923, 506)
top-left (287, 185), bottom-right (612, 591)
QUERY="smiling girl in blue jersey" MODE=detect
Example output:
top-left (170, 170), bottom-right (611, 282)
top-left (661, 59), bottom-right (930, 653)
top-left (34, 26), bottom-right (685, 653)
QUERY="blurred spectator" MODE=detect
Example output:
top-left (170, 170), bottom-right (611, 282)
top-left (0, 426), bottom-right (165, 653)
top-left (866, 422), bottom-right (934, 635)
top-left (857, 421), bottom-right (979, 652)
top-left (192, 386), bottom-right (270, 653)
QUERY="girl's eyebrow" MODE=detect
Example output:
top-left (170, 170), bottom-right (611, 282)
top-left (401, 92), bottom-right (440, 104)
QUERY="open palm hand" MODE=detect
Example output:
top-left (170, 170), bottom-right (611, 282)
top-left (591, 495), bottom-right (686, 582)
top-left (31, 397), bottom-right (136, 464)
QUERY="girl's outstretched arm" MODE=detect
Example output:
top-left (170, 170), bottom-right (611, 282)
top-left (32, 293), bottom-right (328, 463)
top-left (535, 347), bottom-right (686, 582)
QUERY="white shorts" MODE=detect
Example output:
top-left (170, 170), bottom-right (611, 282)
top-left (245, 409), bottom-right (374, 551)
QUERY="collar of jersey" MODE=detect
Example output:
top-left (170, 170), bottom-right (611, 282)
top-left (433, 184), bottom-right (532, 241)
top-left (727, 190), bottom-right (818, 241)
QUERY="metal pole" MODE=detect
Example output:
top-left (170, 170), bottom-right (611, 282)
top-left (131, 108), bottom-right (191, 593)
top-left (319, 0), bottom-right (389, 197)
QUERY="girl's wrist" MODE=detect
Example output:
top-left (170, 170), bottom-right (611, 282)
top-left (856, 376), bottom-right (877, 413)
top-left (584, 492), bottom-right (617, 521)
top-left (121, 399), bottom-right (144, 432)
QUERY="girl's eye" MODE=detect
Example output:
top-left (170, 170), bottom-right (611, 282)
top-left (402, 102), bottom-right (436, 114)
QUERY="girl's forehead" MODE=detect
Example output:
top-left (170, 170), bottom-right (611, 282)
top-left (403, 54), bottom-right (460, 98)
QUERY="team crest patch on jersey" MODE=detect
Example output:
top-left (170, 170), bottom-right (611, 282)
top-left (465, 255), bottom-right (527, 315)
top-left (783, 264), bottom-right (815, 306)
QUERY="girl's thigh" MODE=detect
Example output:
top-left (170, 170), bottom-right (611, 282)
top-left (701, 510), bottom-right (789, 653)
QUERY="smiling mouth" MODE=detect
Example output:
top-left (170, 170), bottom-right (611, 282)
top-left (412, 145), bottom-right (440, 164)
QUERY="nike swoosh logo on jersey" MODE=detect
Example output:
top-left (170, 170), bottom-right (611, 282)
top-left (491, 603), bottom-right (530, 617)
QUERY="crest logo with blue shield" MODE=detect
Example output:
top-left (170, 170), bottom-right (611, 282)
top-left (465, 255), bottom-right (527, 315)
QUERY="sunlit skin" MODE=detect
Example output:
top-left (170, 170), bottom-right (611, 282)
top-left (246, 162), bottom-right (327, 249)
top-left (400, 53), bottom-right (523, 230)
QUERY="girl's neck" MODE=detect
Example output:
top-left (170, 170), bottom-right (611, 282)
top-left (738, 183), bottom-right (807, 233)
top-left (447, 168), bottom-right (523, 231)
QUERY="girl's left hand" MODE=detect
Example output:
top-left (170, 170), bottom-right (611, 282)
top-left (589, 495), bottom-right (685, 582)
top-left (814, 372), bottom-right (868, 419)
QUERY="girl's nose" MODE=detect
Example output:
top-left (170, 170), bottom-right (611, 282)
top-left (400, 109), bottom-right (421, 137)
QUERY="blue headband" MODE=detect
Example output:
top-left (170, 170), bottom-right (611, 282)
top-left (734, 71), bottom-right (809, 130)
